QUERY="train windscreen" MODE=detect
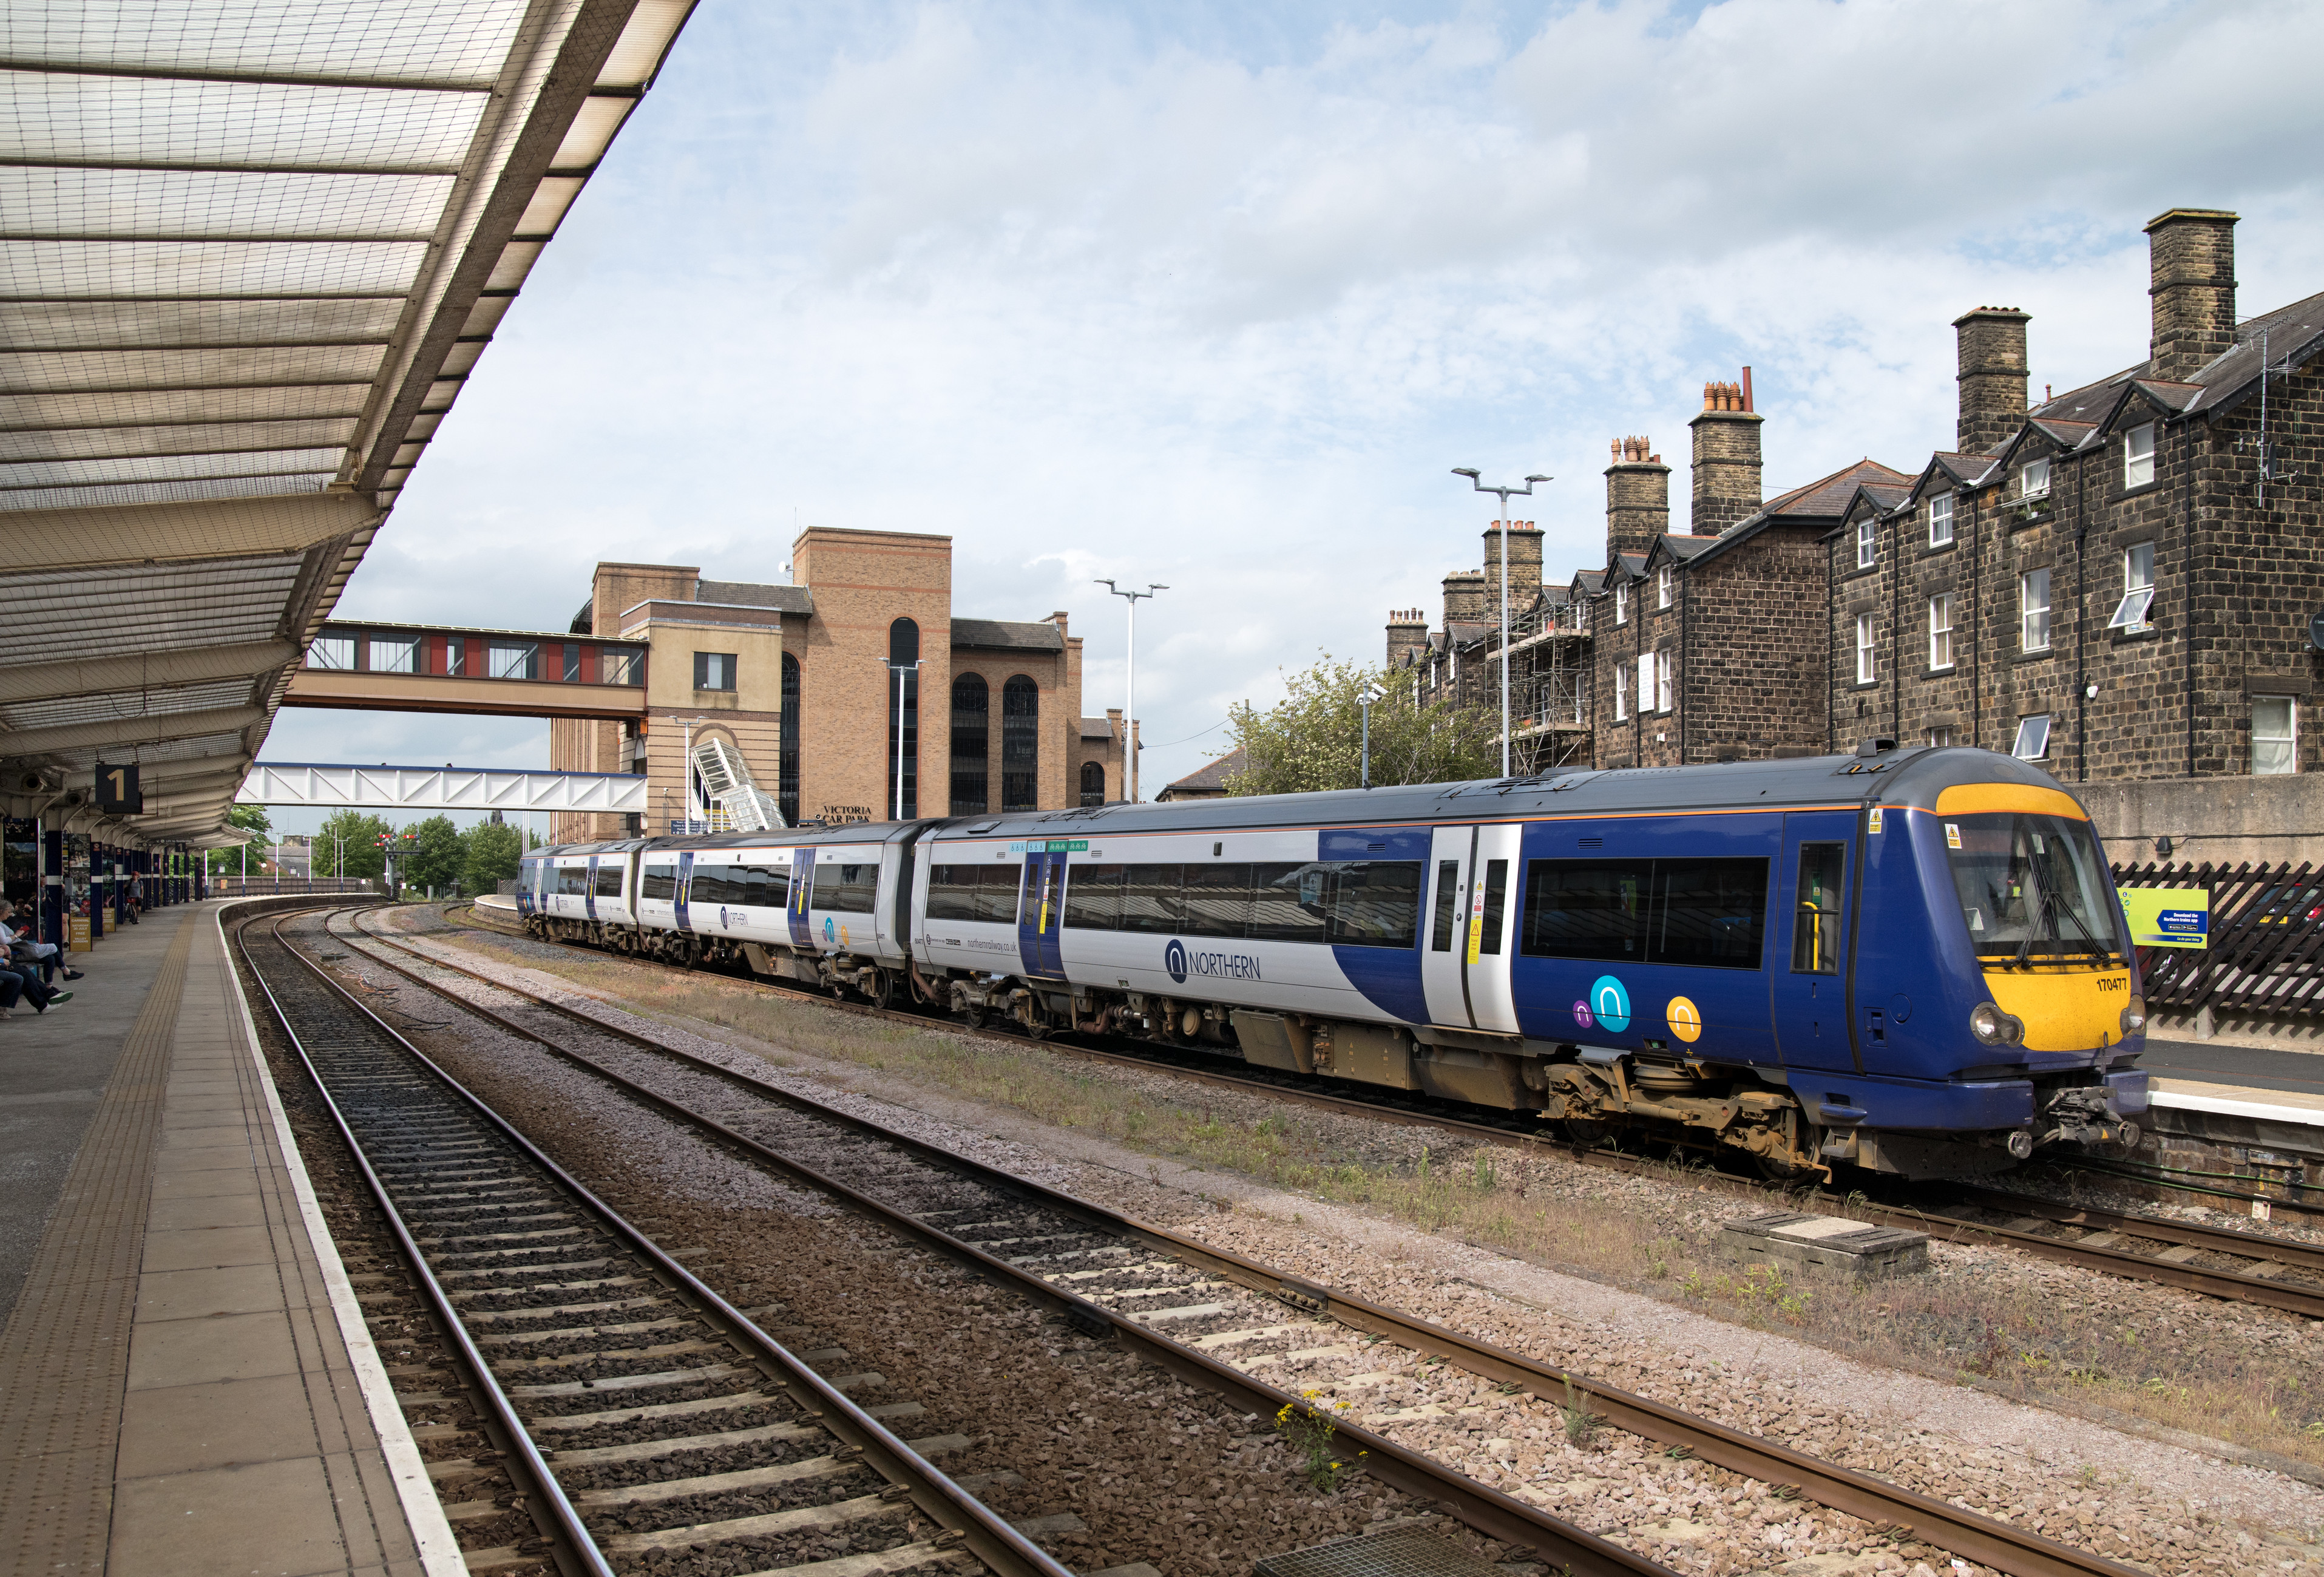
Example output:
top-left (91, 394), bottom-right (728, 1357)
top-left (1942, 812), bottom-right (2125, 961)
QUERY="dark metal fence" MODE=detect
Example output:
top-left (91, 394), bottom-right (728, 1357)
top-left (2111, 860), bottom-right (2324, 1019)
top-left (212, 877), bottom-right (377, 897)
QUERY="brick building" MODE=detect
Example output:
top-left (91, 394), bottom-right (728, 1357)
top-left (1828, 209), bottom-right (2324, 787)
top-left (1392, 206), bottom-right (2322, 822)
top-left (552, 527), bottom-right (1136, 840)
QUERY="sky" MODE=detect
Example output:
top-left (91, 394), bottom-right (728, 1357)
top-left (260, 0), bottom-right (2324, 834)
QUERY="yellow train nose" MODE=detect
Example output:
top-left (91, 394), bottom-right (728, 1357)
top-left (1979, 966), bottom-right (2134, 1053)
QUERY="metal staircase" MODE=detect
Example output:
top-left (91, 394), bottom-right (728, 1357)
top-left (691, 736), bottom-right (784, 831)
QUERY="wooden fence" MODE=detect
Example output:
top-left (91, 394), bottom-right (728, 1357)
top-left (2110, 860), bottom-right (2324, 1020)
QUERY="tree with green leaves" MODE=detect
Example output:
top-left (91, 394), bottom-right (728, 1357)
top-left (1225, 654), bottom-right (1502, 798)
top-left (404, 815), bottom-right (466, 895)
top-left (461, 821), bottom-right (524, 895)
top-left (206, 802), bottom-right (272, 877)
top-left (315, 809), bottom-right (395, 881)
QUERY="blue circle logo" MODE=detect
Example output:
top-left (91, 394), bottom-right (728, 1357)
top-left (822, 915), bottom-right (835, 943)
top-left (719, 907), bottom-right (730, 930)
top-left (1164, 938), bottom-right (1188, 984)
top-left (1590, 974), bottom-right (1632, 1033)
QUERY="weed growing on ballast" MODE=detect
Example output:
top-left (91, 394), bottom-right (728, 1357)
top-left (1275, 1390), bottom-right (1363, 1491)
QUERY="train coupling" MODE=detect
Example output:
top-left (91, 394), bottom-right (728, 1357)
top-left (2030, 1085), bottom-right (2141, 1153)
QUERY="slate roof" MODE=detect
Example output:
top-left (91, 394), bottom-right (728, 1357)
top-left (1079, 717), bottom-right (1116, 741)
top-left (2024, 285), bottom-right (2324, 435)
top-left (950, 618), bottom-right (1066, 652)
top-left (1758, 458), bottom-right (1917, 520)
top-left (698, 579), bottom-right (813, 614)
top-left (1157, 745), bottom-right (1246, 799)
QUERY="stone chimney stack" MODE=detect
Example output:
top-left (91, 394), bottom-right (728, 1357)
top-left (1441, 569), bottom-right (1488, 627)
top-left (1482, 520), bottom-right (1543, 612)
top-left (1604, 435), bottom-right (1670, 562)
top-left (1689, 373), bottom-right (1763, 534)
top-left (2145, 208), bottom-right (2238, 382)
top-left (1385, 608), bottom-right (1428, 668)
top-left (1952, 307), bottom-right (2030, 453)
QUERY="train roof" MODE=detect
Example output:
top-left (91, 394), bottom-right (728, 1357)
top-left (918, 745), bottom-right (2082, 840)
top-left (524, 747), bottom-right (2082, 860)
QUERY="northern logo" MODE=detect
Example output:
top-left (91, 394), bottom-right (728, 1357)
top-left (1590, 974), bottom-right (1633, 1034)
top-left (1164, 937), bottom-right (1261, 984)
top-left (822, 915), bottom-right (835, 943)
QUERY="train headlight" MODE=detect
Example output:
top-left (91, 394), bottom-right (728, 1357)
top-left (2120, 994), bottom-right (2147, 1037)
top-left (1970, 1001), bottom-right (2023, 1046)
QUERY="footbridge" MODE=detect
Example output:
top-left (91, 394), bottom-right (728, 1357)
top-left (240, 762), bottom-right (648, 814)
top-left (280, 620), bottom-right (651, 722)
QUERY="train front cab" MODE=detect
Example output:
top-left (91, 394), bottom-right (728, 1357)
top-left (1837, 772), bottom-right (2148, 1174)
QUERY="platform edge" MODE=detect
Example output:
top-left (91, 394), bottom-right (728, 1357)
top-left (216, 902), bottom-right (468, 1577)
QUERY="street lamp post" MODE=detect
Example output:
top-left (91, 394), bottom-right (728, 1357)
top-left (1360, 681), bottom-right (1386, 790)
top-left (1094, 579), bottom-right (1167, 802)
top-left (1450, 468), bottom-right (1551, 777)
top-left (878, 660), bottom-right (924, 820)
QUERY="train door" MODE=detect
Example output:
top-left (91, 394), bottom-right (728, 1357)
top-left (1419, 825), bottom-right (1520, 1032)
top-left (583, 854), bottom-right (600, 923)
top-left (1017, 849), bottom-right (1066, 978)
top-left (786, 847), bottom-right (817, 948)
top-left (1772, 812), bottom-right (1857, 1071)
top-left (674, 850), bottom-right (696, 933)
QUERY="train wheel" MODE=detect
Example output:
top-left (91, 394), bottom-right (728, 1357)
top-left (961, 1005), bottom-right (986, 1030)
top-left (1563, 1117), bottom-right (1613, 1148)
top-left (867, 971), bottom-right (896, 1010)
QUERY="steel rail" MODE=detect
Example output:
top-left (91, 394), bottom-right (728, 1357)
top-left (240, 913), bottom-right (612, 1577)
top-left (337, 911), bottom-right (1679, 1577)
top-left (452, 901), bottom-right (2324, 1312)
top-left (354, 911), bottom-right (2148, 1577)
top-left (248, 909), bottom-right (1076, 1577)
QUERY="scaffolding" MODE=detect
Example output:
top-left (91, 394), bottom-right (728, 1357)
top-left (1495, 598), bottom-right (1592, 776)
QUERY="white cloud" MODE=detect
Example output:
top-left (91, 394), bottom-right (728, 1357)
top-left (332, 0), bottom-right (2324, 798)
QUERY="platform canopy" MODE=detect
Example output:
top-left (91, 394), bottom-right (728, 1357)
top-left (0, 0), bottom-right (694, 846)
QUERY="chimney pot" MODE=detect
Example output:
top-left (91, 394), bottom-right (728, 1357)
top-left (1689, 371), bottom-right (1764, 534)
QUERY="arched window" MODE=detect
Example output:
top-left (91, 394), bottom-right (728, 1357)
top-left (887, 619), bottom-right (920, 818)
top-left (950, 673), bottom-right (989, 815)
top-left (1079, 760), bottom-right (1105, 807)
top-left (779, 653), bottom-right (801, 827)
top-left (1001, 675), bottom-right (1038, 812)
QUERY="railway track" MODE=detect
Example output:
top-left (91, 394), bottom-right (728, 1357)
top-left (449, 901), bottom-right (2324, 1321)
top-left (353, 906), bottom-right (2152, 1577)
top-left (236, 909), bottom-right (1077, 1577)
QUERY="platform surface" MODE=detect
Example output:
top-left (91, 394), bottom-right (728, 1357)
top-left (2141, 1035), bottom-right (2324, 1104)
top-left (0, 901), bottom-right (445, 1576)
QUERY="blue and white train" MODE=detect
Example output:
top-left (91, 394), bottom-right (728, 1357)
top-left (517, 742), bottom-right (2149, 1179)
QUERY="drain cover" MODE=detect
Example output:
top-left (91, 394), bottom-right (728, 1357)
top-left (1255, 1527), bottom-right (1500, 1577)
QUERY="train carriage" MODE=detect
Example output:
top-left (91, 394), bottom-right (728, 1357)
top-left (520, 742), bottom-right (2148, 1181)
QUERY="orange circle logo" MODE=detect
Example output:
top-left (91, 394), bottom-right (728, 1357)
top-left (1667, 996), bottom-right (1702, 1043)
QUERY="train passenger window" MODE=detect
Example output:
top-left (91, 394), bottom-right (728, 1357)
top-left (926, 863), bottom-right (980, 922)
top-left (1431, 860), bottom-right (1461, 952)
top-left (640, 864), bottom-right (676, 901)
top-left (593, 866), bottom-right (623, 898)
top-left (1062, 864), bottom-right (1123, 930)
top-left (976, 864), bottom-right (1021, 924)
top-left (811, 861), bottom-right (879, 914)
top-left (557, 865), bottom-right (589, 897)
top-left (1790, 844), bottom-right (1846, 974)
top-left (1323, 862), bottom-right (1422, 949)
top-left (1477, 860), bottom-right (1509, 955)
top-left (1521, 858), bottom-right (1769, 969)
top-left (689, 864), bottom-right (728, 904)
top-left (1182, 863), bottom-right (1254, 939)
top-left (1249, 863), bottom-right (1327, 943)
top-left (1119, 864), bottom-right (1184, 934)
top-left (1521, 862), bottom-right (1642, 960)
top-left (1653, 860), bottom-right (1767, 968)
top-left (740, 864), bottom-right (783, 906)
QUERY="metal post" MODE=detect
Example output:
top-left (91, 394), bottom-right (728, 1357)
top-left (875, 661), bottom-right (924, 820)
top-left (1451, 470), bottom-right (1550, 778)
top-left (1095, 580), bottom-right (1168, 801)
top-left (1360, 681), bottom-right (1385, 790)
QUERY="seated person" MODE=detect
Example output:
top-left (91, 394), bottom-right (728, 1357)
top-left (0, 902), bottom-right (69, 1012)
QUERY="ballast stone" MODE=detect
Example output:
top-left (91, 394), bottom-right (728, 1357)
top-left (1718, 1211), bottom-right (1929, 1278)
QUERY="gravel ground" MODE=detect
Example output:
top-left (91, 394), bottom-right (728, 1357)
top-left (388, 911), bottom-right (2324, 1577)
top-left (321, 921), bottom-right (1517, 1577)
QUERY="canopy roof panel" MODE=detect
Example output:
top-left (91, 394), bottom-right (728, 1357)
top-left (0, 0), bottom-right (696, 845)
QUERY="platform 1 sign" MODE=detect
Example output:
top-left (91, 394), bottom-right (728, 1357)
top-left (2121, 887), bottom-right (2208, 949)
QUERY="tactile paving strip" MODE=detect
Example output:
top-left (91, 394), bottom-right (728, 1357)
top-left (0, 915), bottom-right (194, 1575)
